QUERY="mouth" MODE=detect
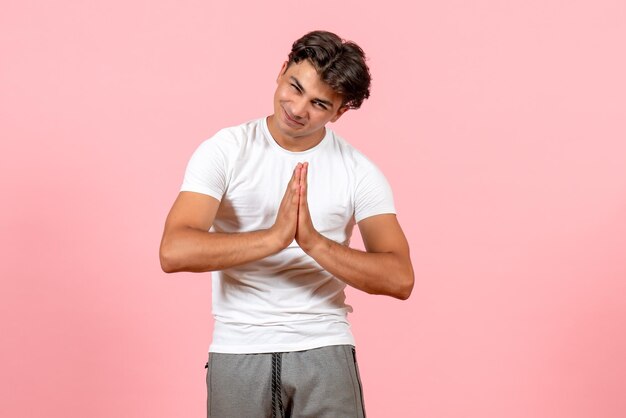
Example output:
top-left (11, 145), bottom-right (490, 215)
top-left (282, 107), bottom-right (305, 127)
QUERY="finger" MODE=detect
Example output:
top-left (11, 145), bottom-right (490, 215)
top-left (294, 163), bottom-right (303, 193)
top-left (288, 163), bottom-right (300, 187)
top-left (284, 164), bottom-right (300, 203)
top-left (291, 164), bottom-right (303, 204)
top-left (300, 163), bottom-right (308, 198)
top-left (292, 163), bottom-right (303, 191)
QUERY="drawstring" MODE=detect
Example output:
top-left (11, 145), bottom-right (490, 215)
top-left (271, 353), bottom-right (284, 418)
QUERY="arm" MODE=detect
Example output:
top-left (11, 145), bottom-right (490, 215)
top-left (295, 163), bottom-right (414, 300)
top-left (159, 164), bottom-right (303, 273)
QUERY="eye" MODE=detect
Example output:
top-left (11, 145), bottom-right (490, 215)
top-left (290, 83), bottom-right (301, 93)
top-left (313, 101), bottom-right (328, 110)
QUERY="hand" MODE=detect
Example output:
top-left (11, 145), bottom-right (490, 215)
top-left (269, 163), bottom-right (302, 249)
top-left (295, 162), bottom-right (323, 253)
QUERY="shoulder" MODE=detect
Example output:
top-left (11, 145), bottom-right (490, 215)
top-left (326, 129), bottom-right (384, 176)
top-left (195, 118), bottom-right (264, 154)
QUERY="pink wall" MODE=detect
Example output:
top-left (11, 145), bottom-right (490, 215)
top-left (2, 1), bottom-right (625, 417)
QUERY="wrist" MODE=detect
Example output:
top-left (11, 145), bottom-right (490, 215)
top-left (300, 231), bottom-right (326, 255)
top-left (266, 226), bottom-right (290, 253)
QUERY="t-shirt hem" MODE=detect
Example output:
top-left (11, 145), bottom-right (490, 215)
top-left (180, 186), bottom-right (222, 202)
top-left (208, 337), bottom-right (356, 354)
top-left (355, 208), bottom-right (397, 223)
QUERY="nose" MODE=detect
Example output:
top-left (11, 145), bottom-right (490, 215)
top-left (290, 97), bottom-right (308, 119)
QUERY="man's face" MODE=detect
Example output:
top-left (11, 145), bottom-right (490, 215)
top-left (269, 59), bottom-right (348, 149)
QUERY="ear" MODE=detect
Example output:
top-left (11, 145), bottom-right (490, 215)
top-left (330, 105), bottom-right (349, 123)
top-left (276, 61), bottom-right (288, 83)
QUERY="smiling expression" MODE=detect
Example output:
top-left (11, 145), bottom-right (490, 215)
top-left (267, 60), bottom-right (348, 152)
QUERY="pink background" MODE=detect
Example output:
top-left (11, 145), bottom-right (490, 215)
top-left (2, 1), bottom-right (625, 417)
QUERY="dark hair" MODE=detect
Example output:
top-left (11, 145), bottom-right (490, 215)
top-left (287, 30), bottom-right (371, 109)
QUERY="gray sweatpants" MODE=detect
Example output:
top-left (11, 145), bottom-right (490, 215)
top-left (205, 345), bottom-right (366, 418)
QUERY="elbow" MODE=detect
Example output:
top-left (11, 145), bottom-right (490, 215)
top-left (159, 241), bottom-right (180, 273)
top-left (394, 280), bottom-right (413, 300)
top-left (371, 257), bottom-right (414, 300)
top-left (391, 253), bottom-right (415, 300)
top-left (393, 267), bottom-right (415, 301)
top-left (159, 251), bottom-right (176, 274)
top-left (159, 237), bottom-right (216, 273)
top-left (160, 258), bottom-right (175, 274)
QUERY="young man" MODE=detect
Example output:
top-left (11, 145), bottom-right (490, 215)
top-left (160, 30), bottom-right (414, 417)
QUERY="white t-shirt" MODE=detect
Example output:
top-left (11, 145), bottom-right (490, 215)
top-left (181, 117), bottom-right (396, 353)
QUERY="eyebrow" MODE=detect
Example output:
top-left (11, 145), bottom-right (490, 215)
top-left (289, 76), bottom-right (334, 107)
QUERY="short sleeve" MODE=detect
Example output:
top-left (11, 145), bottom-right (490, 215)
top-left (180, 131), bottom-right (234, 201)
top-left (354, 155), bottom-right (396, 223)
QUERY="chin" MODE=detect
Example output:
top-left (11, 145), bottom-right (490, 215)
top-left (281, 118), bottom-right (306, 135)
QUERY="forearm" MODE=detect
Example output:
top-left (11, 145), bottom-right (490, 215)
top-left (160, 227), bottom-right (281, 273)
top-left (305, 234), bottom-right (414, 300)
